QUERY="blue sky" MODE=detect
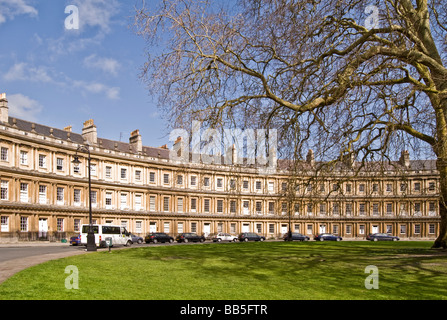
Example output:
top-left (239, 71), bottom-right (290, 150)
top-left (0, 0), bottom-right (169, 148)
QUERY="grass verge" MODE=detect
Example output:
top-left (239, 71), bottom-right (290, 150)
top-left (0, 241), bottom-right (445, 300)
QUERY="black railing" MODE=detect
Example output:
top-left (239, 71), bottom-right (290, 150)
top-left (0, 231), bottom-right (70, 242)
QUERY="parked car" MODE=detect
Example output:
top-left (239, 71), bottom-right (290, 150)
top-left (366, 233), bottom-right (400, 241)
top-left (314, 233), bottom-right (342, 241)
top-left (211, 232), bottom-right (238, 242)
top-left (238, 232), bottom-right (265, 242)
top-left (70, 234), bottom-right (81, 246)
top-left (283, 232), bottom-right (310, 241)
top-left (145, 232), bottom-right (174, 244)
top-left (130, 233), bottom-right (143, 244)
top-left (176, 232), bottom-right (206, 243)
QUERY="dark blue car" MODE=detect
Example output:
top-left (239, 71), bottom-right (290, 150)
top-left (70, 234), bottom-right (81, 246)
top-left (314, 233), bottom-right (342, 241)
top-left (283, 232), bottom-right (310, 241)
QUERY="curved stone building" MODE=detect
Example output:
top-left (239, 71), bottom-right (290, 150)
top-left (0, 93), bottom-right (440, 242)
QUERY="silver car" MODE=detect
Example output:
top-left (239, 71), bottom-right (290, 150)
top-left (212, 232), bottom-right (238, 242)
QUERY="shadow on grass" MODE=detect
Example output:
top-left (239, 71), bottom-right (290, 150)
top-left (126, 241), bottom-right (447, 299)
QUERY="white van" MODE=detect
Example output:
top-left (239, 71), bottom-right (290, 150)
top-left (80, 224), bottom-right (133, 247)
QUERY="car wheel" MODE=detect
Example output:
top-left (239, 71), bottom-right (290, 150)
top-left (336, 238), bottom-right (341, 241)
top-left (184, 238), bottom-right (188, 243)
top-left (126, 240), bottom-right (132, 246)
top-left (260, 238), bottom-right (264, 242)
top-left (244, 238), bottom-right (249, 242)
top-left (393, 238), bottom-right (397, 241)
top-left (200, 238), bottom-right (205, 242)
top-left (153, 239), bottom-right (158, 244)
top-left (169, 239), bottom-right (173, 243)
top-left (217, 238), bottom-right (222, 242)
top-left (138, 239), bottom-right (143, 244)
top-left (320, 238), bottom-right (324, 241)
top-left (374, 238), bottom-right (378, 241)
top-left (233, 238), bottom-right (238, 242)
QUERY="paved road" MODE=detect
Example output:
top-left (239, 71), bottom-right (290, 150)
top-left (0, 243), bottom-right (88, 284)
top-left (0, 244), bottom-right (84, 263)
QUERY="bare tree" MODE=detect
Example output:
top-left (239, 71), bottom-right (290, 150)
top-left (135, 0), bottom-right (447, 248)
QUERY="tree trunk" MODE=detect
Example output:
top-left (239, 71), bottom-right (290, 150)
top-left (433, 158), bottom-right (447, 249)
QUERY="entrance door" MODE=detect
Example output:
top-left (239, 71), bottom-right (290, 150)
top-left (242, 223), bottom-right (250, 233)
top-left (39, 218), bottom-right (48, 239)
top-left (203, 223), bottom-right (211, 237)
top-left (319, 224), bottom-right (326, 234)
top-left (149, 222), bottom-right (157, 233)
top-left (372, 225), bottom-right (379, 234)
top-left (281, 224), bottom-right (288, 235)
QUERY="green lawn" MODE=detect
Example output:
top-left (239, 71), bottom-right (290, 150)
top-left (0, 241), bottom-right (446, 300)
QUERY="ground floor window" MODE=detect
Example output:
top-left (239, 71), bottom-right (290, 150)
top-left (74, 219), bottom-right (81, 232)
top-left (1, 216), bottom-right (8, 232)
top-left (414, 224), bottom-right (421, 234)
top-left (136, 221), bottom-right (143, 233)
top-left (121, 221), bottom-right (128, 230)
top-left (164, 222), bottom-right (170, 233)
top-left (20, 217), bottom-right (28, 232)
top-left (429, 224), bottom-right (436, 234)
top-left (345, 225), bottom-right (351, 235)
top-left (57, 218), bottom-right (64, 232)
top-left (306, 224), bottom-right (313, 235)
top-left (191, 222), bottom-right (197, 233)
top-left (359, 225), bottom-right (365, 235)
top-left (332, 225), bottom-right (339, 234)
top-left (400, 225), bottom-right (407, 234)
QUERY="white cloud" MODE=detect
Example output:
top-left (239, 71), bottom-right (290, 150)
top-left (3, 61), bottom-right (119, 100)
top-left (3, 63), bottom-right (53, 83)
top-left (73, 80), bottom-right (120, 100)
top-left (83, 54), bottom-right (120, 76)
top-left (7, 93), bottom-right (43, 121)
top-left (71, 0), bottom-right (120, 34)
top-left (0, 0), bottom-right (38, 24)
top-left (44, 0), bottom-right (121, 59)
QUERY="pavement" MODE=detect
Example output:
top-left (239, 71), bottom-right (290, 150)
top-left (0, 242), bottom-right (87, 284)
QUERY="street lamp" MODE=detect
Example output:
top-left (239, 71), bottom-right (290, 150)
top-left (72, 144), bottom-right (97, 252)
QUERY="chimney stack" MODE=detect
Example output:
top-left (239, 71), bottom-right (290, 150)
top-left (129, 129), bottom-right (142, 153)
top-left (0, 93), bottom-right (9, 123)
top-left (82, 119), bottom-right (97, 145)
top-left (306, 149), bottom-right (315, 165)
top-left (400, 150), bottom-right (410, 167)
